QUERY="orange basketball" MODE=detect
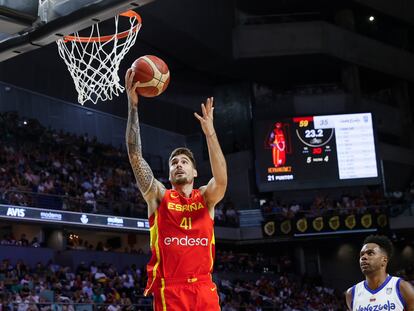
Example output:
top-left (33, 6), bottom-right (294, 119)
top-left (131, 55), bottom-right (170, 97)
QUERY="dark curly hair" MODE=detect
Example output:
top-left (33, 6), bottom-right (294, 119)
top-left (363, 235), bottom-right (394, 259)
top-left (169, 147), bottom-right (196, 168)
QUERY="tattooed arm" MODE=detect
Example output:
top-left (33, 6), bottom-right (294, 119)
top-left (125, 69), bottom-right (165, 217)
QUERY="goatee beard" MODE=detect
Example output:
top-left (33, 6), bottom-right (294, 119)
top-left (174, 177), bottom-right (188, 185)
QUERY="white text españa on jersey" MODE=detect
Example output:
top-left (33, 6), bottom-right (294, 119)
top-left (167, 202), bottom-right (205, 212)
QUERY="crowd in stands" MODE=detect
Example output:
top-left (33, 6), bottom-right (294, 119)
top-left (260, 185), bottom-right (413, 221)
top-left (218, 275), bottom-right (345, 311)
top-left (213, 250), bottom-right (345, 310)
top-left (0, 234), bottom-right (40, 248)
top-left (2, 235), bottom-right (414, 310)
top-left (0, 111), bottom-right (148, 218)
top-left (0, 258), bottom-right (151, 311)
top-left (0, 251), bottom-right (351, 311)
top-left (2, 111), bottom-right (414, 232)
top-left (396, 264), bottom-right (414, 287)
top-left (0, 112), bottom-right (240, 226)
top-left (216, 249), bottom-right (414, 310)
top-left (215, 199), bottom-right (240, 227)
top-left (215, 250), bottom-right (293, 275)
top-left (0, 231), bottom-right (145, 255)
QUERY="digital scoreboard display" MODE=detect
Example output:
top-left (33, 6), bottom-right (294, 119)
top-left (254, 113), bottom-right (381, 192)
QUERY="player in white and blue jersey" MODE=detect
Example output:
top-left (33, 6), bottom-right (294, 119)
top-left (346, 235), bottom-right (414, 311)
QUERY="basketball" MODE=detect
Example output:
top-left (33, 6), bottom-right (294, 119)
top-left (131, 55), bottom-right (170, 97)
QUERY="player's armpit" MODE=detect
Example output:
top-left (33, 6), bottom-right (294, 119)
top-left (400, 279), bottom-right (414, 311)
top-left (201, 178), bottom-right (226, 209)
top-left (142, 178), bottom-right (166, 217)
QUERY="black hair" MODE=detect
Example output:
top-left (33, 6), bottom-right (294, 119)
top-left (363, 235), bottom-right (394, 259)
top-left (169, 147), bottom-right (196, 168)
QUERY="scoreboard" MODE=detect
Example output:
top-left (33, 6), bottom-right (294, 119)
top-left (254, 113), bottom-right (381, 192)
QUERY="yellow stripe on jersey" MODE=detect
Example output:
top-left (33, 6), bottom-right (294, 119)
top-left (147, 210), bottom-right (161, 293)
top-left (161, 278), bottom-right (167, 310)
top-left (209, 231), bottom-right (215, 271)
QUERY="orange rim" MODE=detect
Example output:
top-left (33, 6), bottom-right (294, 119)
top-left (63, 10), bottom-right (142, 43)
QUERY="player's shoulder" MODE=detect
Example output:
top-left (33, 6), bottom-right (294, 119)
top-left (398, 278), bottom-right (414, 290)
top-left (345, 284), bottom-right (358, 311)
top-left (345, 286), bottom-right (353, 303)
top-left (347, 280), bottom-right (365, 294)
top-left (346, 282), bottom-right (359, 296)
top-left (389, 275), bottom-right (408, 287)
top-left (149, 186), bottom-right (169, 204)
top-left (396, 277), bottom-right (414, 307)
top-left (196, 186), bottom-right (210, 204)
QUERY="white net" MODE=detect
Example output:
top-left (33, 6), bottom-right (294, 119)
top-left (56, 12), bottom-right (141, 105)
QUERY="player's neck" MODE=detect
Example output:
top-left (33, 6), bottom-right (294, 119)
top-left (172, 183), bottom-right (194, 198)
top-left (365, 271), bottom-right (389, 290)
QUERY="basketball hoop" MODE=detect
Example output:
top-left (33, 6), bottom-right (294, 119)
top-left (56, 10), bottom-right (142, 105)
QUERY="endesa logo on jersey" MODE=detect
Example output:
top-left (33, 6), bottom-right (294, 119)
top-left (167, 202), bottom-right (205, 212)
top-left (164, 235), bottom-right (209, 247)
top-left (356, 301), bottom-right (396, 311)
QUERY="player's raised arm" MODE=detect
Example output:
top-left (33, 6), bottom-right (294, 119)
top-left (194, 97), bottom-right (227, 214)
top-left (125, 68), bottom-right (165, 215)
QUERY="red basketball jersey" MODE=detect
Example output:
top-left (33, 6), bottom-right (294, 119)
top-left (144, 189), bottom-right (215, 295)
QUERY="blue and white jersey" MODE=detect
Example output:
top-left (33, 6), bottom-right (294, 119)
top-left (352, 275), bottom-right (406, 311)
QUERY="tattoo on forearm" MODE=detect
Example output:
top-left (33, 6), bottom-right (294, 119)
top-left (126, 106), bottom-right (154, 194)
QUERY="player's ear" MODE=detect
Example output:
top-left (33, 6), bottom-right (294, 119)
top-left (193, 169), bottom-right (198, 178)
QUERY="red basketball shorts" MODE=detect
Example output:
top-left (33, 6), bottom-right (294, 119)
top-left (152, 275), bottom-right (220, 311)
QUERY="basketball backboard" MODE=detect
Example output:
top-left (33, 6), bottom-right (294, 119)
top-left (0, 0), bottom-right (153, 62)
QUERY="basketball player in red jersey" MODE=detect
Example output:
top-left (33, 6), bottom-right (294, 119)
top-left (125, 68), bottom-right (227, 311)
top-left (268, 122), bottom-right (286, 167)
